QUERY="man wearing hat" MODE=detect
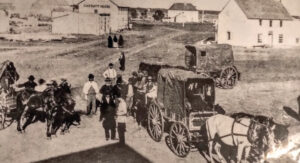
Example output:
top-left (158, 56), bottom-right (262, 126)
top-left (35, 79), bottom-right (47, 92)
top-left (99, 78), bottom-right (114, 101)
top-left (144, 76), bottom-right (157, 105)
top-left (17, 75), bottom-right (37, 93)
top-left (103, 63), bottom-right (117, 82)
top-left (83, 74), bottom-right (99, 115)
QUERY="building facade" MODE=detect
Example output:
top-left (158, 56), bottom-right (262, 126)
top-left (217, 0), bottom-right (300, 47)
top-left (168, 3), bottom-right (198, 23)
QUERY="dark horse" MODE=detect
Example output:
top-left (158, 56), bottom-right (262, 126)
top-left (52, 81), bottom-right (77, 135)
top-left (16, 87), bottom-right (58, 138)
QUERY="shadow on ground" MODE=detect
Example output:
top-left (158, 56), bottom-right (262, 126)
top-left (35, 143), bottom-right (151, 163)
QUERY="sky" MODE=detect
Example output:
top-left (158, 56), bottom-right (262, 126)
top-left (1, 0), bottom-right (299, 16)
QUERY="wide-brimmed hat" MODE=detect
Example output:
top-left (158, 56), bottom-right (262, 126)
top-left (88, 74), bottom-right (94, 79)
top-left (38, 78), bottom-right (46, 84)
top-left (28, 75), bottom-right (35, 81)
top-left (108, 63), bottom-right (114, 67)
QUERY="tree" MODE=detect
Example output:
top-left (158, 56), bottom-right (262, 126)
top-left (153, 10), bottom-right (165, 21)
top-left (130, 9), bottom-right (137, 19)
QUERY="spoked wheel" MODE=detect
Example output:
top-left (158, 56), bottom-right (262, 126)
top-left (147, 103), bottom-right (164, 142)
top-left (169, 122), bottom-right (191, 157)
top-left (219, 66), bottom-right (238, 89)
top-left (0, 106), bottom-right (13, 130)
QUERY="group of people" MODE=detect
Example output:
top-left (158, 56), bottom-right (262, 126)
top-left (82, 62), bottom-right (158, 144)
top-left (107, 34), bottom-right (124, 48)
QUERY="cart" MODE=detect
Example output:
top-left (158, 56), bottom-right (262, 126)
top-left (185, 43), bottom-right (240, 89)
top-left (147, 68), bottom-right (218, 157)
top-left (0, 94), bottom-right (17, 129)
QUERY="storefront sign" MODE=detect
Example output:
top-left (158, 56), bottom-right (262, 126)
top-left (83, 4), bottom-right (110, 8)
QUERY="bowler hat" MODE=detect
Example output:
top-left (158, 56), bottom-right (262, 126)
top-left (28, 75), bottom-right (35, 81)
top-left (88, 74), bottom-right (94, 79)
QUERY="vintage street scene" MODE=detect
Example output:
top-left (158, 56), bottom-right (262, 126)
top-left (0, 0), bottom-right (300, 162)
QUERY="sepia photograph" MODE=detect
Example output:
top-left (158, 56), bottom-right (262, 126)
top-left (0, 0), bottom-right (299, 162)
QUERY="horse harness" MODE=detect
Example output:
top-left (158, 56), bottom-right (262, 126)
top-left (231, 118), bottom-right (259, 146)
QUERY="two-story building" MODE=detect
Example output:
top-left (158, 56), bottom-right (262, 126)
top-left (168, 3), bottom-right (198, 23)
top-left (217, 0), bottom-right (298, 47)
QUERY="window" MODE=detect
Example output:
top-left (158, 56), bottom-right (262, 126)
top-left (201, 51), bottom-right (206, 57)
top-left (269, 20), bottom-right (272, 27)
top-left (257, 34), bottom-right (262, 43)
top-left (227, 31), bottom-right (231, 40)
top-left (296, 38), bottom-right (299, 44)
top-left (94, 9), bottom-right (98, 14)
top-left (279, 34), bottom-right (283, 43)
top-left (280, 20), bottom-right (283, 27)
top-left (259, 19), bottom-right (262, 26)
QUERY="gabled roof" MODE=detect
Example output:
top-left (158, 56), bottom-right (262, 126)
top-left (281, 0), bottom-right (300, 17)
top-left (169, 3), bottom-right (197, 11)
top-left (31, 0), bottom-right (69, 9)
top-left (235, 0), bottom-right (292, 20)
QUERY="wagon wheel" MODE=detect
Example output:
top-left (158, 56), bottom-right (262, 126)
top-left (0, 106), bottom-right (13, 130)
top-left (169, 122), bottom-right (191, 157)
top-left (219, 66), bottom-right (238, 89)
top-left (147, 103), bottom-right (164, 142)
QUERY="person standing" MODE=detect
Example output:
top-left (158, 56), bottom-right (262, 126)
top-left (118, 35), bottom-right (124, 48)
top-left (100, 92), bottom-right (116, 141)
top-left (113, 35), bottom-right (118, 48)
top-left (17, 75), bottom-right (37, 94)
top-left (103, 63), bottom-right (117, 83)
top-left (118, 52), bottom-right (125, 71)
top-left (108, 35), bottom-right (113, 48)
top-left (82, 74), bottom-right (99, 116)
top-left (99, 78), bottom-right (114, 101)
top-left (115, 97), bottom-right (127, 145)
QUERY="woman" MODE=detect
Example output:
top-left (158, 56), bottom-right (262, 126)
top-left (119, 52), bottom-right (125, 71)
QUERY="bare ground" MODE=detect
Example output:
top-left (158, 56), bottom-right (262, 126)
top-left (0, 26), bottom-right (300, 162)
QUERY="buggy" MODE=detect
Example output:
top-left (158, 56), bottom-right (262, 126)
top-left (147, 68), bottom-right (218, 157)
top-left (185, 43), bottom-right (240, 88)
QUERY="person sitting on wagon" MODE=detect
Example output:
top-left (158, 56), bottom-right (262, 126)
top-left (17, 75), bottom-right (37, 94)
top-left (144, 76), bottom-right (157, 105)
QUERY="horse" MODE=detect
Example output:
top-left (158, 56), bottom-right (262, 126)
top-left (231, 112), bottom-right (289, 160)
top-left (205, 114), bottom-right (273, 163)
top-left (16, 87), bottom-right (58, 138)
top-left (52, 81), bottom-right (77, 134)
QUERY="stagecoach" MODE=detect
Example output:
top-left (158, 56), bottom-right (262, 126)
top-left (139, 44), bottom-right (240, 89)
top-left (185, 43), bottom-right (240, 89)
top-left (0, 60), bottom-right (19, 129)
top-left (147, 68), bottom-right (218, 157)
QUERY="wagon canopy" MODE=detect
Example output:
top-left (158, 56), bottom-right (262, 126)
top-left (157, 68), bottom-right (214, 120)
top-left (185, 44), bottom-right (234, 71)
top-left (0, 60), bottom-right (19, 84)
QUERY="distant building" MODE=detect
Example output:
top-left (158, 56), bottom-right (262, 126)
top-left (0, 10), bottom-right (9, 33)
top-left (217, 0), bottom-right (300, 47)
top-left (168, 3), bottom-right (198, 23)
top-left (31, 0), bottom-right (70, 17)
top-left (52, 0), bottom-right (129, 35)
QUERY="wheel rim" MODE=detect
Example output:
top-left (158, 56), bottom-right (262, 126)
top-left (169, 122), bottom-right (190, 157)
top-left (147, 104), bottom-right (163, 142)
top-left (0, 110), bottom-right (4, 129)
top-left (220, 67), bottom-right (237, 89)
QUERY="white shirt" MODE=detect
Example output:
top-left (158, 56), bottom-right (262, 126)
top-left (83, 81), bottom-right (99, 95)
top-left (116, 98), bottom-right (127, 123)
top-left (103, 68), bottom-right (117, 79)
top-left (127, 84), bottom-right (133, 97)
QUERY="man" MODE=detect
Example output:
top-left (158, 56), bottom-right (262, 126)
top-left (103, 63), bottom-right (117, 82)
top-left (115, 97), bottom-right (127, 145)
top-left (17, 75), bottom-right (37, 93)
top-left (126, 72), bottom-right (138, 116)
top-left (100, 92), bottom-right (116, 141)
top-left (144, 76), bottom-right (157, 105)
top-left (35, 79), bottom-right (47, 92)
top-left (113, 75), bottom-right (127, 99)
top-left (118, 52), bottom-right (125, 71)
top-left (82, 74), bottom-right (99, 115)
top-left (99, 78), bottom-right (114, 102)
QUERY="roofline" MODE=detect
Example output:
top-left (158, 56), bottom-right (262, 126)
top-left (109, 0), bottom-right (129, 8)
top-left (220, 0), bottom-right (232, 13)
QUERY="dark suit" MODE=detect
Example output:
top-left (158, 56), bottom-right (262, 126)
top-left (100, 97), bottom-right (116, 139)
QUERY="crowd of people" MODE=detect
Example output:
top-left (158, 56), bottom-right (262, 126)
top-left (82, 62), bottom-right (158, 144)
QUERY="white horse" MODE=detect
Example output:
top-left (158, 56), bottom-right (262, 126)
top-left (206, 114), bottom-right (270, 163)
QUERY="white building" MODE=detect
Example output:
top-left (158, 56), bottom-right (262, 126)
top-left (0, 10), bottom-right (9, 33)
top-left (31, 0), bottom-right (70, 17)
top-left (217, 0), bottom-right (300, 47)
top-left (168, 3), bottom-right (198, 23)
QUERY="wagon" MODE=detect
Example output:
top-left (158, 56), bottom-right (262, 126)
top-left (185, 43), bottom-right (240, 89)
top-left (147, 68), bottom-right (217, 157)
top-left (0, 60), bottom-right (19, 130)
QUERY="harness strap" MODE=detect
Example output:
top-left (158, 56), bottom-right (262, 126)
top-left (232, 119), bottom-right (237, 146)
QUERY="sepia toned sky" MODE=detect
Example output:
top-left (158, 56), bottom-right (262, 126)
top-left (0, 0), bottom-right (299, 16)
